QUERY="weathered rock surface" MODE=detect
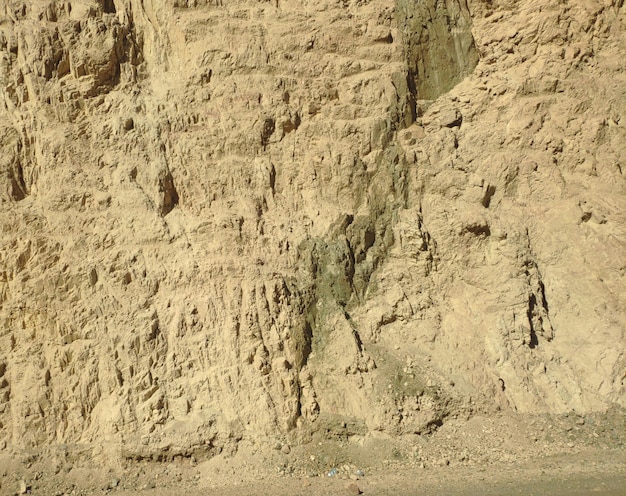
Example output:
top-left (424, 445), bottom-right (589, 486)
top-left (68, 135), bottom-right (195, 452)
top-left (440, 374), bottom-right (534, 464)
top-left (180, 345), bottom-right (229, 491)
top-left (0, 0), bottom-right (624, 461)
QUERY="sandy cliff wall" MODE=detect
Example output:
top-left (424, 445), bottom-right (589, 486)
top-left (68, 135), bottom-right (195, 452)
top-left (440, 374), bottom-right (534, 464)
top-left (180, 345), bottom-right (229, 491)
top-left (0, 0), bottom-right (624, 460)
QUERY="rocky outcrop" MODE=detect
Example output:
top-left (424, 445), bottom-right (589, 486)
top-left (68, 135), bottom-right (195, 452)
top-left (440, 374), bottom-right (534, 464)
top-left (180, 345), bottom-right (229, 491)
top-left (397, 0), bottom-right (479, 101)
top-left (0, 0), bottom-right (624, 461)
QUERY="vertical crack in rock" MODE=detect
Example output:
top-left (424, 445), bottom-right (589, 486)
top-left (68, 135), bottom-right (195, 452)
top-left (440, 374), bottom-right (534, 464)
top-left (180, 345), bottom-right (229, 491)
top-left (524, 260), bottom-right (554, 348)
top-left (158, 168), bottom-right (179, 216)
top-left (260, 117), bottom-right (275, 151)
top-left (0, 127), bottom-right (31, 201)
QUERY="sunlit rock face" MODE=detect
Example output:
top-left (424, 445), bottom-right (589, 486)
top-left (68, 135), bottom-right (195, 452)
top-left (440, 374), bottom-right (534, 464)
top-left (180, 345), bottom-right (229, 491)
top-left (0, 0), bottom-right (624, 461)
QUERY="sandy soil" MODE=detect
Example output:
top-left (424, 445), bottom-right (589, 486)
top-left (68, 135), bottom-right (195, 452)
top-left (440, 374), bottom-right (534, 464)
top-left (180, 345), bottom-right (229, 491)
top-left (3, 450), bottom-right (625, 496)
top-left (109, 447), bottom-right (626, 496)
top-left (1, 411), bottom-right (624, 496)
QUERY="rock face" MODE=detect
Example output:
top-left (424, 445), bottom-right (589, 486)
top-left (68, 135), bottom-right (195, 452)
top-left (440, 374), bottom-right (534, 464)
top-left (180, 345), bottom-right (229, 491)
top-left (397, 0), bottom-right (479, 100)
top-left (0, 0), bottom-right (624, 459)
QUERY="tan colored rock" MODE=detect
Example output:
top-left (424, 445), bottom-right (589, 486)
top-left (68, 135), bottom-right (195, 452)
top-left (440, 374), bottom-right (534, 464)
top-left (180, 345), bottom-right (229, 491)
top-left (0, 0), bottom-right (624, 463)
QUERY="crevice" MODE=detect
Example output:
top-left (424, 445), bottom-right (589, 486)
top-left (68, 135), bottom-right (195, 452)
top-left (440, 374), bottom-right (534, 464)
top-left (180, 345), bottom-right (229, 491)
top-left (102, 0), bottom-right (116, 14)
top-left (527, 294), bottom-right (539, 349)
top-left (363, 226), bottom-right (376, 251)
top-left (462, 223), bottom-right (491, 237)
top-left (11, 159), bottom-right (27, 201)
top-left (351, 329), bottom-right (363, 353)
top-left (261, 118), bottom-right (275, 150)
top-left (481, 185), bottom-right (496, 208)
top-left (301, 320), bottom-right (313, 367)
top-left (421, 417), bottom-right (444, 434)
top-left (538, 279), bottom-right (550, 315)
top-left (159, 170), bottom-right (179, 216)
top-left (269, 163), bottom-right (276, 195)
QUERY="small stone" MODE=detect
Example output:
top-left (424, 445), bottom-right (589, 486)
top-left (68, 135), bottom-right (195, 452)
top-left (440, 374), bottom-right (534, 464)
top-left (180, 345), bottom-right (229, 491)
top-left (280, 444), bottom-right (291, 454)
top-left (110, 478), bottom-right (120, 489)
top-left (506, 25), bottom-right (518, 39)
top-left (440, 108), bottom-right (462, 128)
top-left (346, 482), bottom-right (362, 495)
top-left (18, 480), bottom-right (29, 494)
top-left (576, 417), bottom-right (585, 426)
top-left (567, 442), bottom-right (575, 448)
top-left (413, 126), bottom-right (426, 139)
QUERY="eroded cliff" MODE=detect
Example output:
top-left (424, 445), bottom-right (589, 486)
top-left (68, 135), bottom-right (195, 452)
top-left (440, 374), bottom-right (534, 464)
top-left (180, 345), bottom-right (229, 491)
top-left (0, 0), bottom-right (624, 464)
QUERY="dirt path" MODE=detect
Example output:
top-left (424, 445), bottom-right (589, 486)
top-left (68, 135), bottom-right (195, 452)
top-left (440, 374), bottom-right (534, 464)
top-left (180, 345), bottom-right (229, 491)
top-left (107, 449), bottom-right (626, 496)
top-left (2, 413), bottom-right (624, 496)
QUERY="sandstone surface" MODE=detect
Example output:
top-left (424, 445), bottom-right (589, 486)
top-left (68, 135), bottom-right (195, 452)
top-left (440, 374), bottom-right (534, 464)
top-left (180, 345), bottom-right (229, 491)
top-left (0, 0), bottom-right (624, 472)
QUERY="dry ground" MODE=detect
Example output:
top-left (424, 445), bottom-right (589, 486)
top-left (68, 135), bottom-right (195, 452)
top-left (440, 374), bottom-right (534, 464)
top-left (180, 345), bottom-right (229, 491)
top-left (1, 410), bottom-right (624, 495)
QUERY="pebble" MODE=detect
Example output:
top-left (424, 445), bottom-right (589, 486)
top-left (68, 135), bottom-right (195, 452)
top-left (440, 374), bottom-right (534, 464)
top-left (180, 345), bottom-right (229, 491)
top-left (280, 444), bottom-right (291, 455)
top-left (110, 478), bottom-right (120, 489)
top-left (440, 108), bottom-right (462, 128)
top-left (19, 480), bottom-right (28, 494)
top-left (346, 482), bottom-right (362, 495)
